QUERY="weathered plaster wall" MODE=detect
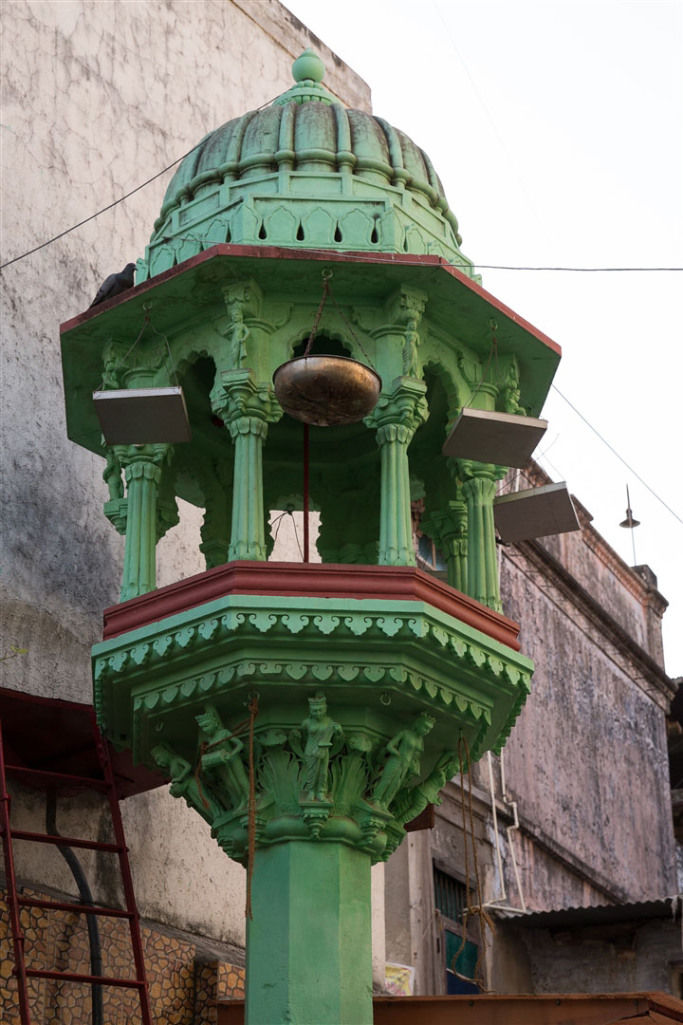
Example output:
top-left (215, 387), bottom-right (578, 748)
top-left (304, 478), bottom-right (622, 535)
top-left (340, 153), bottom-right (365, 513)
top-left (1, 0), bottom-right (369, 702)
top-left (1, 0), bottom-right (373, 964)
top-left (515, 917), bottom-right (681, 994)
top-left (499, 544), bottom-right (675, 903)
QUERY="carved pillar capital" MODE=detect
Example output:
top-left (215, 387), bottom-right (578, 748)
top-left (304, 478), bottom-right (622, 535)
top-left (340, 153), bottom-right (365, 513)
top-left (226, 415), bottom-right (269, 443)
top-left (211, 369), bottom-right (281, 427)
top-left (152, 695), bottom-right (451, 867)
top-left (366, 377), bottom-right (428, 436)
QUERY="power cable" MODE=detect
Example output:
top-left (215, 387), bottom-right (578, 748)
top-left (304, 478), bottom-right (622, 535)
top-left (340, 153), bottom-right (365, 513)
top-left (550, 385), bottom-right (682, 526)
top-left (0, 91), bottom-right (282, 272)
top-left (0, 145), bottom-right (199, 271)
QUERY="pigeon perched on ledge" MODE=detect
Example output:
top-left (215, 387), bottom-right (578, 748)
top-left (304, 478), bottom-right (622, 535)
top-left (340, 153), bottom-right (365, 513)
top-left (90, 262), bottom-right (136, 307)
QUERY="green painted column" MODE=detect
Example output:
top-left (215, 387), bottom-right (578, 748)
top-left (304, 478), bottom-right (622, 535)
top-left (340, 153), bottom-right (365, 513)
top-left (458, 461), bottom-right (506, 612)
top-left (227, 415), bottom-right (269, 560)
top-left (422, 497), bottom-right (468, 592)
top-left (118, 444), bottom-right (170, 601)
top-left (367, 379), bottom-right (428, 566)
top-left (246, 841), bottom-right (373, 1025)
top-left (212, 370), bottom-right (281, 562)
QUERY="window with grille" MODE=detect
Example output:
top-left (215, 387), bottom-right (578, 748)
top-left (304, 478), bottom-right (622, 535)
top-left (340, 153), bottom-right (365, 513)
top-left (433, 865), bottom-right (480, 995)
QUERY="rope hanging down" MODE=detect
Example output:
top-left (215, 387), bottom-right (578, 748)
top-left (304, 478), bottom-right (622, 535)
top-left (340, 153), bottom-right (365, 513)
top-left (452, 734), bottom-right (496, 993)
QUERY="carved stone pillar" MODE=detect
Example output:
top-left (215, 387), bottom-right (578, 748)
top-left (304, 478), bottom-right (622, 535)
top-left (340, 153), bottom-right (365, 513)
top-left (117, 444), bottom-right (171, 602)
top-left (458, 460), bottom-right (506, 611)
top-left (366, 379), bottom-right (428, 565)
top-left (422, 497), bottom-right (468, 593)
top-left (147, 697), bottom-right (452, 1025)
top-left (212, 370), bottom-right (281, 562)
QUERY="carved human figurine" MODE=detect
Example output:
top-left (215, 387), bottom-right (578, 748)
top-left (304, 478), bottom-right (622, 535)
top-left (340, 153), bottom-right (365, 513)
top-left (392, 750), bottom-right (458, 824)
top-left (291, 693), bottom-right (343, 802)
top-left (196, 705), bottom-right (250, 812)
top-left (151, 742), bottom-right (223, 824)
top-left (499, 359), bottom-right (526, 415)
top-left (402, 310), bottom-right (421, 378)
top-left (102, 448), bottom-right (124, 501)
top-left (372, 712), bottom-right (436, 809)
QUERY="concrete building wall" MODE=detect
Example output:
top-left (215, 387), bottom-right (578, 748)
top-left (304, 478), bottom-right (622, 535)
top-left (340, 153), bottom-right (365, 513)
top-left (515, 917), bottom-right (681, 995)
top-left (499, 535), bottom-right (675, 904)
top-left (385, 469), bottom-right (675, 996)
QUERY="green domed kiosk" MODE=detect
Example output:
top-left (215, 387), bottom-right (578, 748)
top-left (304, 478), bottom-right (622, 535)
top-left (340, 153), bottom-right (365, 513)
top-left (142, 48), bottom-right (474, 280)
top-left (61, 52), bottom-right (561, 1025)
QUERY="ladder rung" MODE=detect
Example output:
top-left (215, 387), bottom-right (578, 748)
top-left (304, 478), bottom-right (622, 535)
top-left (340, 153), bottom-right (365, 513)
top-left (18, 895), bottom-right (134, 919)
top-left (8, 829), bottom-right (121, 853)
top-left (4, 763), bottom-right (109, 791)
top-left (25, 967), bottom-right (145, 989)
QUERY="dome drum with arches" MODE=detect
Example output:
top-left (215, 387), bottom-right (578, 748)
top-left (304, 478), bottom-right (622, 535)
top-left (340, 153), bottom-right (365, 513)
top-left (138, 50), bottom-right (476, 283)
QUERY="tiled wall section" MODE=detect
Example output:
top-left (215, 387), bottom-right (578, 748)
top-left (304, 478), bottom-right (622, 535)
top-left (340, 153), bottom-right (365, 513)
top-left (1, 889), bottom-right (245, 1024)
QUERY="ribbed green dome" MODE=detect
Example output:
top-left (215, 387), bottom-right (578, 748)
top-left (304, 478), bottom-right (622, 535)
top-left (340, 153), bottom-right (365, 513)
top-left (139, 51), bottom-right (476, 282)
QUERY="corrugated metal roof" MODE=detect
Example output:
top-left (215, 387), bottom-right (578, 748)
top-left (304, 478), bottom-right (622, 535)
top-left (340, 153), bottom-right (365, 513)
top-left (496, 897), bottom-right (680, 929)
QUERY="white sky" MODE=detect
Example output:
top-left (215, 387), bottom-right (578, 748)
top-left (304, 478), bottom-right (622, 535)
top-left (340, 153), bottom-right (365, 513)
top-left (284, 0), bottom-right (683, 676)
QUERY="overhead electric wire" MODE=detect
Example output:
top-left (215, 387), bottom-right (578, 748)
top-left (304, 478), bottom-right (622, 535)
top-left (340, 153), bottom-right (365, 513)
top-left (0, 89), bottom-right (282, 273)
top-left (0, 146), bottom-right (200, 271)
top-left (550, 385), bottom-right (682, 526)
top-left (0, 131), bottom-right (680, 530)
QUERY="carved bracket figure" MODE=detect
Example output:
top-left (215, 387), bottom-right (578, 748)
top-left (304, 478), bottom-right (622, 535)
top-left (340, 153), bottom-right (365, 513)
top-left (151, 742), bottom-right (224, 825)
top-left (196, 704), bottom-right (250, 812)
top-left (372, 712), bottom-right (435, 809)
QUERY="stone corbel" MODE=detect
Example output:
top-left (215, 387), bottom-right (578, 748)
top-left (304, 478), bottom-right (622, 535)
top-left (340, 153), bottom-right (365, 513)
top-left (495, 354), bottom-right (526, 415)
top-left (216, 280), bottom-right (264, 370)
top-left (102, 314), bottom-right (171, 389)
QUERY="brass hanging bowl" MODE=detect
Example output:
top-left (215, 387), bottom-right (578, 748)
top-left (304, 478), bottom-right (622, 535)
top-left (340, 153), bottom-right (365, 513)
top-left (273, 355), bottom-right (382, 427)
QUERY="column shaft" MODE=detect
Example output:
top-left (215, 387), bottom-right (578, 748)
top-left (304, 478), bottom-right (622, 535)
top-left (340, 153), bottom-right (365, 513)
top-left (378, 423), bottom-right (414, 565)
top-left (246, 841), bottom-right (373, 1025)
top-left (120, 457), bottom-right (164, 601)
top-left (228, 417), bottom-right (268, 561)
top-left (462, 472), bottom-right (501, 611)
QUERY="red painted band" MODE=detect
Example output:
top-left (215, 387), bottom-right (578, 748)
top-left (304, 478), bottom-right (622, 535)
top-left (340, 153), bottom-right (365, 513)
top-left (102, 561), bottom-right (521, 651)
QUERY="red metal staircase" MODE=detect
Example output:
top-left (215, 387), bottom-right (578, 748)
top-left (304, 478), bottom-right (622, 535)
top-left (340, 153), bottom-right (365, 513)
top-left (0, 690), bottom-right (154, 1024)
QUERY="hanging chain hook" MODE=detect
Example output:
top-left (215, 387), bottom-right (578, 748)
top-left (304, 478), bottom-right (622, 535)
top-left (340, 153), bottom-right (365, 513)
top-left (303, 271), bottom-right (332, 357)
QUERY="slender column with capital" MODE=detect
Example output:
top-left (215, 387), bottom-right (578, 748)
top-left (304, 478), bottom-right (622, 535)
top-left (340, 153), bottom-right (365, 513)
top-left (421, 497), bottom-right (468, 593)
top-left (366, 379), bottom-right (428, 566)
top-left (458, 460), bottom-right (506, 611)
top-left (117, 444), bottom-right (170, 601)
top-left (212, 370), bottom-right (281, 562)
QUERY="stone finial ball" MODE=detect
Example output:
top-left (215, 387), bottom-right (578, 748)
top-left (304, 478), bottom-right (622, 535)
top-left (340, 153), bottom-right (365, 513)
top-left (292, 49), bottom-right (325, 83)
